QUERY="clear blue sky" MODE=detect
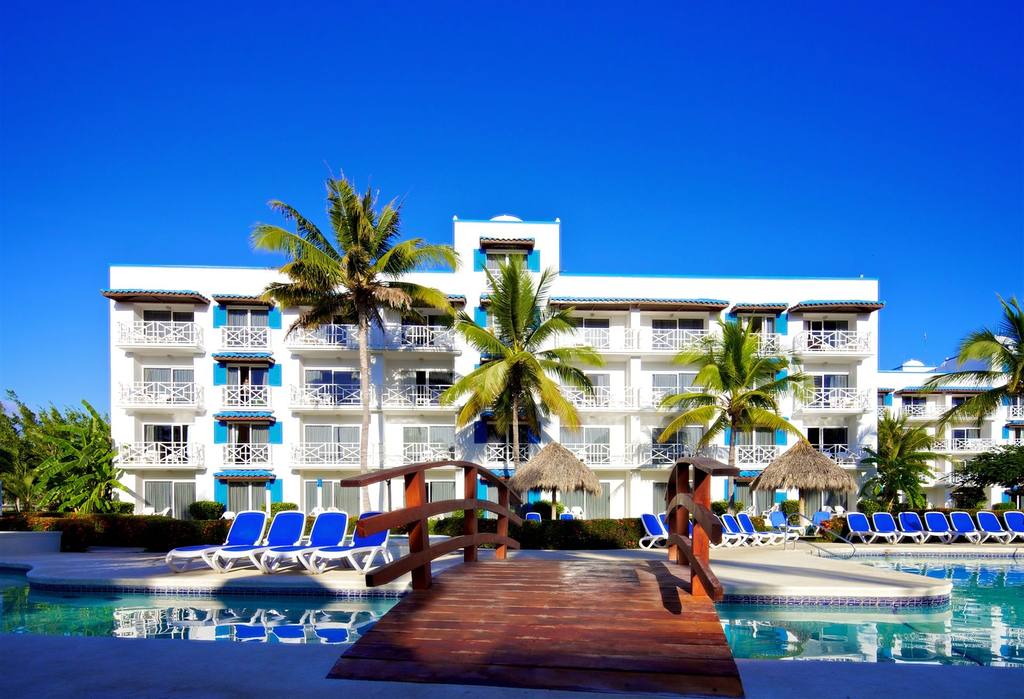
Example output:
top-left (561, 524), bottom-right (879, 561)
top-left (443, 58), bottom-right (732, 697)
top-left (1, 1), bottom-right (1021, 413)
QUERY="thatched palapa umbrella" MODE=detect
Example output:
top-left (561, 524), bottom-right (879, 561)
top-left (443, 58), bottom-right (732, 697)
top-left (750, 440), bottom-right (857, 515)
top-left (508, 442), bottom-right (601, 520)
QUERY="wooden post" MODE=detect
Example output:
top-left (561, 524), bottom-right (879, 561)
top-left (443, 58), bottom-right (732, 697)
top-left (496, 486), bottom-right (510, 561)
top-left (673, 465), bottom-right (690, 568)
top-left (405, 469), bottom-right (431, 590)
top-left (691, 469), bottom-right (712, 598)
top-left (463, 466), bottom-right (478, 563)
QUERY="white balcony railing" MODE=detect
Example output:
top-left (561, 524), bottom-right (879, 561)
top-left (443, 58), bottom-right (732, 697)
top-left (649, 328), bottom-right (713, 352)
top-left (561, 442), bottom-right (611, 465)
top-left (563, 385), bottom-right (622, 409)
top-left (289, 384), bottom-right (364, 409)
top-left (117, 321), bottom-right (201, 348)
top-left (804, 388), bottom-right (868, 411)
top-left (633, 442), bottom-right (696, 466)
top-left (119, 382), bottom-right (201, 408)
top-left (817, 444), bottom-right (860, 465)
top-left (220, 325), bottom-right (269, 349)
top-left (286, 324), bottom-right (360, 350)
top-left (754, 333), bottom-right (782, 355)
top-left (877, 406), bottom-right (887, 419)
top-left (380, 384), bottom-right (452, 409)
top-left (388, 325), bottom-right (457, 351)
top-left (736, 444), bottom-right (781, 465)
top-left (935, 438), bottom-right (998, 453)
top-left (402, 442), bottom-right (457, 463)
top-left (484, 443), bottom-right (533, 464)
top-left (1009, 405), bottom-right (1024, 419)
top-left (222, 385), bottom-right (270, 408)
top-left (291, 442), bottom-right (360, 465)
top-left (794, 330), bottom-right (871, 353)
top-left (222, 443), bottom-right (271, 465)
top-left (896, 404), bottom-right (943, 419)
top-left (118, 442), bottom-right (203, 467)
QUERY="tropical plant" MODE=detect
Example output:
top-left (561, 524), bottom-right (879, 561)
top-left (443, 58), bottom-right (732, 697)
top-left (859, 411), bottom-right (938, 511)
top-left (950, 444), bottom-right (1024, 505)
top-left (926, 295), bottom-right (1024, 424)
top-left (657, 319), bottom-right (809, 468)
top-left (440, 257), bottom-right (604, 469)
top-left (251, 173), bottom-right (458, 509)
top-left (1, 391), bottom-right (46, 511)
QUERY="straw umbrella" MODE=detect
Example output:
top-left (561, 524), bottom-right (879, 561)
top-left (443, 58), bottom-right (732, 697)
top-left (750, 440), bottom-right (858, 516)
top-left (508, 442), bottom-right (602, 519)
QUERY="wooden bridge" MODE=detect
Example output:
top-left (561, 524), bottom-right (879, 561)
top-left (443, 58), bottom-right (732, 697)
top-left (329, 458), bottom-right (744, 697)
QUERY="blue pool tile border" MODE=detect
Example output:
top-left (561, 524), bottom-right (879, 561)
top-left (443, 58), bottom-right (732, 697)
top-left (837, 551), bottom-right (1023, 559)
top-left (26, 580), bottom-right (407, 600)
top-left (720, 593), bottom-right (950, 609)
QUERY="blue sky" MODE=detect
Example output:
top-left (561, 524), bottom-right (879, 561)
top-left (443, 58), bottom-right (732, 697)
top-left (1, 1), bottom-right (1021, 413)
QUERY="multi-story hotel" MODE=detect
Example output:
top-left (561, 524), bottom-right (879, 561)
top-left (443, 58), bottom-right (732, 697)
top-left (103, 215), bottom-right (1014, 519)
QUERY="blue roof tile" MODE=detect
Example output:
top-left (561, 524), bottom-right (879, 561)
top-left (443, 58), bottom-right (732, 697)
top-left (213, 469), bottom-right (276, 479)
top-left (213, 411), bottom-right (275, 420)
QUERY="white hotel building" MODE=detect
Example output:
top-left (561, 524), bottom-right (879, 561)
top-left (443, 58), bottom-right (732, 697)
top-left (104, 215), bottom-right (1016, 519)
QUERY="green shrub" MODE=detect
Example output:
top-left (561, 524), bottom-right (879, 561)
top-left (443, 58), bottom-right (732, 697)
top-left (818, 515), bottom-right (848, 539)
top-left (430, 516), bottom-right (645, 549)
top-left (109, 501), bottom-right (135, 515)
top-left (188, 501), bottom-right (226, 520)
top-left (780, 500), bottom-right (801, 518)
top-left (711, 501), bottom-right (728, 516)
top-left (270, 502), bottom-right (299, 517)
top-left (856, 499), bottom-right (882, 516)
top-left (2, 514), bottom-right (231, 552)
top-left (521, 500), bottom-right (565, 519)
top-left (748, 515), bottom-right (768, 532)
top-left (993, 502), bottom-right (1015, 512)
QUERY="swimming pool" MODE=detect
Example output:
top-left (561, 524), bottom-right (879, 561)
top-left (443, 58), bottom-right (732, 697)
top-left (719, 557), bottom-right (1024, 666)
top-left (0, 572), bottom-right (399, 646)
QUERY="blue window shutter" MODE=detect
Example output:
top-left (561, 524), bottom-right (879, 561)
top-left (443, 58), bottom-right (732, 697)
top-left (473, 249), bottom-right (486, 271)
top-left (213, 363), bottom-right (227, 386)
top-left (268, 478), bottom-right (282, 503)
top-left (1001, 396), bottom-right (1011, 406)
top-left (268, 364), bottom-right (282, 386)
top-left (775, 429), bottom-right (787, 446)
top-left (476, 480), bottom-right (488, 500)
top-left (214, 479), bottom-right (227, 506)
top-left (526, 250), bottom-right (540, 272)
top-left (1003, 426), bottom-right (1011, 439)
top-left (774, 491), bottom-right (786, 504)
top-left (1003, 491), bottom-right (1011, 503)
top-left (883, 392), bottom-right (893, 406)
top-left (268, 307), bottom-right (282, 329)
top-left (776, 313), bottom-right (788, 335)
top-left (269, 422), bottom-right (283, 444)
top-left (213, 421), bottom-right (228, 444)
top-left (473, 421), bottom-right (488, 444)
top-left (527, 489), bottom-right (541, 504)
top-left (213, 305), bottom-right (227, 328)
top-left (724, 427), bottom-right (732, 446)
top-left (473, 306), bottom-right (487, 327)
top-left (775, 369), bottom-right (788, 381)
top-left (725, 312), bottom-right (737, 324)
top-left (527, 428), bottom-right (540, 444)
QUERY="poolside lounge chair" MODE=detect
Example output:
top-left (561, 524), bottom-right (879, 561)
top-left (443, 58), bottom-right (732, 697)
top-left (306, 511), bottom-right (394, 574)
top-left (811, 511), bottom-right (831, 527)
top-left (209, 510), bottom-right (307, 573)
top-left (258, 511), bottom-right (349, 574)
top-left (721, 514), bottom-right (757, 546)
top-left (949, 511), bottom-right (984, 544)
top-left (639, 513), bottom-right (668, 549)
top-left (895, 512), bottom-right (928, 543)
top-left (736, 512), bottom-right (784, 545)
top-left (767, 511), bottom-right (801, 542)
top-left (559, 513), bottom-right (575, 521)
top-left (845, 513), bottom-right (891, 544)
top-left (271, 625), bottom-right (307, 644)
top-left (975, 512), bottom-right (1013, 544)
top-left (524, 512), bottom-right (542, 522)
top-left (871, 512), bottom-right (916, 544)
top-left (1003, 511), bottom-right (1024, 542)
top-left (922, 511), bottom-right (956, 544)
top-left (165, 510), bottom-right (267, 573)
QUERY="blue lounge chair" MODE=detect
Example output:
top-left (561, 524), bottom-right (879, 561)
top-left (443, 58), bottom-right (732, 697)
top-left (949, 511), bottom-right (984, 544)
top-left (259, 511), bottom-right (349, 573)
top-left (525, 512), bottom-right (542, 522)
top-left (768, 510), bottom-right (801, 541)
top-left (721, 514), bottom-right (756, 546)
top-left (1005, 511), bottom-right (1024, 542)
top-left (737, 512), bottom-right (784, 545)
top-left (640, 513), bottom-right (668, 549)
top-left (846, 512), bottom-right (889, 543)
top-left (559, 513), bottom-right (575, 520)
top-left (897, 511), bottom-right (931, 543)
top-left (307, 512), bottom-right (394, 574)
top-left (210, 510), bottom-right (307, 573)
top-left (165, 510), bottom-right (268, 573)
top-left (271, 625), bottom-right (307, 644)
top-left (872, 512), bottom-right (919, 543)
top-left (923, 511), bottom-right (956, 544)
top-left (974, 511), bottom-right (1014, 544)
top-left (811, 511), bottom-right (831, 527)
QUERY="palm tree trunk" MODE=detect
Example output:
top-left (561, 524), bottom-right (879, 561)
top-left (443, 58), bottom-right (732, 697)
top-left (357, 310), bottom-right (372, 513)
top-left (727, 424), bottom-right (737, 514)
top-left (511, 395), bottom-right (521, 472)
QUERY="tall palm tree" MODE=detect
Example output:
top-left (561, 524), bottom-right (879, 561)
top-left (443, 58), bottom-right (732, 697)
top-left (926, 295), bottom-right (1024, 424)
top-left (440, 258), bottom-right (603, 470)
top-left (252, 174), bottom-right (458, 509)
top-left (657, 319), bottom-right (809, 468)
top-left (860, 411), bottom-right (938, 510)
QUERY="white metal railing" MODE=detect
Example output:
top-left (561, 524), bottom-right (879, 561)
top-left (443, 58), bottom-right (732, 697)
top-left (286, 324), bottom-right (359, 350)
top-left (119, 382), bottom-right (201, 408)
top-left (794, 330), bottom-right (870, 353)
top-left (222, 444), bottom-right (271, 465)
top-left (222, 385), bottom-right (270, 408)
top-left (117, 321), bottom-right (201, 347)
top-left (817, 444), bottom-right (859, 465)
top-left (118, 442), bottom-right (203, 467)
top-left (380, 384), bottom-right (452, 408)
top-left (563, 385), bottom-right (622, 409)
top-left (402, 442), bottom-right (457, 462)
top-left (804, 388), bottom-right (868, 410)
top-left (390, 325), bottom-right (456, 351)
top-left (289, 383), bottom-right (364, 409)
top-left (635, 442), bottom-right (695, 466)
top-left (736, 444), bottom-right (781, 465)
top-left (935, 438), bottom-right (998, 453)
top-left (896, 404), bottom-right (942, 419)
top-left (877, 406), bottom-right (887, 419)
top-left (291, 442), bottom-right (360, 465)
top-left (562, 442), bottom-right (612, 465)
top-left (574, 328), bottom-right (614, 350)
top-left (1009, 405), bottom-right (1024, 419)
top-left (484, 443), bottom-right (533, 464)
top-left (755, 333), bottom-right (782, 355)
top-left (220, 325), bottom-right (269, 349)
top-left (648, 328), bottom-right (712, 352)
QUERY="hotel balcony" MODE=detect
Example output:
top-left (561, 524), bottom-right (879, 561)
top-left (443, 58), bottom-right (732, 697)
top-left (632, 442), bottom-right (695, 466)
top-left (117, 442), bottom-right (203, 469)
top-left (736, 444), bottom-right (781, 466)
top-left (222, 443), bottom-right (271, 465)
top-left (401, 442), bottom-right (458, 463)
top-left (116, 321), bottom-right (202, 353)
top-left (801, 388), bottom-right (869, 413)
top-left (380, 384), bottom-right (454, 410)
top-left (484, 443), bottom-right (534, 466)
top-left (893, 404), bottom-right (944, 420)
top-left (793, 331), bottom-right (871, 355)
top-left (118, 382), bottom-right (202, 410)
top-left (563, 385), bottom-right (636, 410)
top-left (384, 325), bottom-right (458, 352)
top-left (222, 385), bottom-right (270, 408)
top-left (934, 438), bottom-right (998, 454)
top-left (285, 324), bottom-right (360, 352)
top-left (289, 384), bottom-right (365, 411)
top-left (220, 325), bottom-right (270, 350)
top-left (816, 444), bottom-right (860, 466)
top-left (644, 328), bottom-right (714, 353)
top-left (291, 442), bottom-right (360, 466)
top-left (561, 442), bottom-right (615, 466)
top-left (1009, 405), bottom-right (1024, 419)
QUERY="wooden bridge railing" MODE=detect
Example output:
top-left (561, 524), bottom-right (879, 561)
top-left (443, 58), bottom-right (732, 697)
top-left (338, 460), bottom-right (522, 590)
top-left (664, 456), bottom-right (740, 601)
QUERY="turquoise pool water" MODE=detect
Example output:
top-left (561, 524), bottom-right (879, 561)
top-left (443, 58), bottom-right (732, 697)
top-left (0, 573), bottom-right (399, 646)
top-left (719, 558), bottom-right (1024, 666)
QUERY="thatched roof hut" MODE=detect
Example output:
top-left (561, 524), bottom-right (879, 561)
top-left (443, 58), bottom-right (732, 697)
top-left (750, 440), bottom-right (857, 515)
top-left (508, 442), bottom-right (601, 518)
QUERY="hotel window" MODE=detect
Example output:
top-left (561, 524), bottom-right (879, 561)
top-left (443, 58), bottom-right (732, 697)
top-left (951, 428), bottom-right (981, 441)
top-left (806, 320), bottom-right (849, 332)
top-left (143, 367), bottom-right (195, 384)
top-left (734, 428), bottom-right (775, 446)
top-left (561, 480), bottom-right (612, 519)
top-left (651, 372), bottom-right (696, 400)
top-left (227, 481), bottom-right (265, 513)
top-left (305, 369), bottom-right (358, 386)
top-left (225, 423), bottom-right (269, 464)
top-left (485, 250), bottom-right (526, 271)
top-left (426, 481), bottom-right (457, 503)
top-left (303, 480), bottom-right (359, 515)
top-left (740, 316), bottom-right (775, 333)
top-left (142, 480), bottom-right (196, 519)
top-left (403, 425), bottom-right (456, 448)
top-left (143, 424), bottom-right (190, 463)
top-left (807, 427), bottom-right (849, 450)
top-left (951, 396), bottom-right (970, 408)
top-left (226, 307), bottom-right (268, 327)
top-left (561, 426), bottom-right (610, 464)
top-left (228, 365), bottom-right (268, 386)
top-left (303, 424), bottom-right (359, 444)
top-left (902, 396), bottom-right (926, 407)
top-left (653, 318), bottom-right (704, 331)
top-left (143, 309), bottom-right (194, 323)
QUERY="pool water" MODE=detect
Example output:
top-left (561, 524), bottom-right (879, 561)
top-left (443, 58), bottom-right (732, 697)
top-left (719, 558), bottom-right (1024, 666)
top-left (0, 573), bottom-right (399, 646)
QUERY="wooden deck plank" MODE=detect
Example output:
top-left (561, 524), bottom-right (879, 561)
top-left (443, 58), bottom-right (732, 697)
top-left (329, 559), bottom-right (743, 696)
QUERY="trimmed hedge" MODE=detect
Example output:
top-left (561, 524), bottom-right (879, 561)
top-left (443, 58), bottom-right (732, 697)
top-left (188, 501), bottom-right (225, 520)
top-left (109, 501), bottom-right (135, 515)
top-left (520, 500), bottom-right (566, 519)
top-left (0, 514), bottom-right (230, 553)
top-left (270, 502), bottom-right (298, 517)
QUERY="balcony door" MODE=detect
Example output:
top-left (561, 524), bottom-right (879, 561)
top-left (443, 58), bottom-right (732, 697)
top-left (143, 310), bottom-right (194, 323)
top-left (741, 316), bottom-right (775, 334)
top-left (227, 423), bottom-right (268, 464)
top-left (806, 427), bottom-right (848, 453)
top-left (812, 374), bottom-right (849, 390)
top-left (806, 320), bottom-right (849, 332)
top-left (403, 425), bottom-right (455, 461)
top-left (143, 367), bottom-right (194, 384)
top-left (227, 307), bottom-right (268, 327)
top-left (228, 481), bottom-right (265, 513)
top-left (577, 318), bottom-right (610, 349)
top-left (585, 373), bottom-right (610, 405)
top-left (143, 423), bottom-right (188, 463)
top-left (734, 428), bottom-right (774, 446)
top-left (303, 424), bottom-right (358, 463)
top-left (143, 480), bottom-right (196, 519)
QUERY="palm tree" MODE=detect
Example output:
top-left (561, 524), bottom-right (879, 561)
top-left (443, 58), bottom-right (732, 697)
top-left (860, 411), bottom-right (938, 511)
top-left (440, 258), bottom-right (603, 470)
top-left (657, 319), bottom-right (809, 468)
top-left (926, 296), bottom-right (1024, 424)
top-left (252, 174), bottom-right (458, 509)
